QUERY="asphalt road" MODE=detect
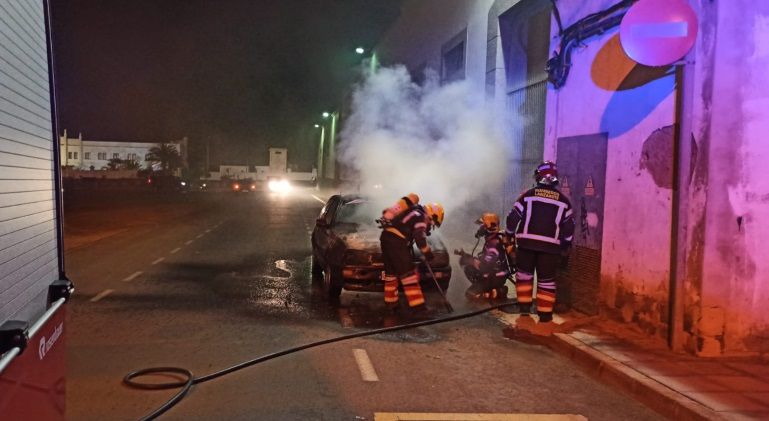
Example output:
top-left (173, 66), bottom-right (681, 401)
top-left (63, 189), bottom-right (661, 421)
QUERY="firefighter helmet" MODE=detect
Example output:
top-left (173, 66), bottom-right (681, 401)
top-left (424, 203), bottom-right (444, 228)
top-left (476, 212), bottom-right (500, 232)
top-left (534, 161), bottom-right (559, 186)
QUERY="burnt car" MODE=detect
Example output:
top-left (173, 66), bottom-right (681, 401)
top-left (311, 195), bottom-right (451, 299)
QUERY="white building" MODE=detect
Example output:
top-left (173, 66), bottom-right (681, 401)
top-left (59, 130), bottom-right (188, 174)
top-left (204, 147), bottom-right (316, 182)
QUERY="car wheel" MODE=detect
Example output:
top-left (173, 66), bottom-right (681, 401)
top-left (323, 265), bottom-right (343, 300)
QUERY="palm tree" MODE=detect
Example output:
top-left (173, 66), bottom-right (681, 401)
top-left (146, 143), bottom-right (182, 174)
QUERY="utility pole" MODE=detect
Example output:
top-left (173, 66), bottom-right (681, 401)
top-left (316, 125), bottom-right (325, 184)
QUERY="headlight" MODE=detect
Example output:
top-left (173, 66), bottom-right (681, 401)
top-left (268, 179), bottom-right (292, 193)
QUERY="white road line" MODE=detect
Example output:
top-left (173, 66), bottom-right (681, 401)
top-left (90, 289), bottom-right (114, 302)
top-left (170, 247), bottom-right (181, 254)
top-left (310, 194), bottom-right (326, 204)
top-left (122, 271), bottom-right (143, 282)
top-left (152, 257), bottom-right (165, 265)
top-left (185, 240), bottom-right (194, 245)
top-left (352, 349), bottom-right (379, 382)
top-left (196, 234), bottom-right (204, 239)
top-left (205, 229), bottom-right (211, 233)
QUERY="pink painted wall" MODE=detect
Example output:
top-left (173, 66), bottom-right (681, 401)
top-left (544, 0), bottom-right (677, 337)
top-left (690, 0), bottom-right (769, 356)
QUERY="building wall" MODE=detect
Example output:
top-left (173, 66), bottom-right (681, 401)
top-left (543, 0), bottom-right (677, 338)
top-left (685, 0), bottom-right (769, 356)
top-left (377, 0), bottom-right (495, 93)
top-left (59, 133), bottom-right (186, 174)
top-left (0, 0), bottom-right (59, 325)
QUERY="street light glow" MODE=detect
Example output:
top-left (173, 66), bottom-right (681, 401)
top-left (322, 112), bottom-right (330, 118)
top-left (314, 124), bottom-right (320, 128)
top-left (355, 47), bottom-right (365, 54)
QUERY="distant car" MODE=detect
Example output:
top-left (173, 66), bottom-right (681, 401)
top-left (232, 179), bottom-right (256, 193)
top-left (267, 177), bottom-right (292, 193)
top-left (311, 194), bottom-right (452, 299)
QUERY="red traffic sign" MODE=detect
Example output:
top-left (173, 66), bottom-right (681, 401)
top-left (620, 0), bottom-right (698, 66)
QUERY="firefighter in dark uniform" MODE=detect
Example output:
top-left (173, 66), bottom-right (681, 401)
top-left (457, 213), bottom-right (511, 300)
top-left (506, 161), bottom-right (574, 323)
top-left (380, 195), bottom-right (444, 310)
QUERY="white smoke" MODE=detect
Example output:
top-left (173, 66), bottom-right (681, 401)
top-left (339, 65), bottom-right (512, 233)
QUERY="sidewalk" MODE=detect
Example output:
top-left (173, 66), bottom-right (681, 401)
top-left (497, 312), bottom-right (769, 420)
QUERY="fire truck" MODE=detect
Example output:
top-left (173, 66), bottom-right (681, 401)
top-left (0, 2), bottom-right (74, 419)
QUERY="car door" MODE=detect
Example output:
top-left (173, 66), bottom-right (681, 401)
top-left (311, 195), bottom-right (340, 267)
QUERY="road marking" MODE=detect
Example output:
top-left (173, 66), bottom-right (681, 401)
top-left (152, 257), bottom-right (165, 265)
top-left (310, 194), bottom-right (326, 204)
top-left (185, 240), bottom-right (194, 245)
top-left (196, 234), bottom-right (204, 239)
top-left (205, 229), bottom-right (211, 233)
top-left (90, 289), bottom-right (114, 302)
top-left (122, 271), bottom-right (143, 282)
top-left (170, 247), bottom-right (181, 254)
top-left (352, 349), bottom-right (379, 382)
top-left (374, 414), bottom-right (586, 421)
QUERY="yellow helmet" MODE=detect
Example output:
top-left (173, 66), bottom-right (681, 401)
top-left (424, 203), bottom-right (445, 228)
top-left (476, 212), bottom-right (500, 232)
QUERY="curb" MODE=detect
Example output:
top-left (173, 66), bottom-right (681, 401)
top-left (550, 333), bottom-right (725, 421)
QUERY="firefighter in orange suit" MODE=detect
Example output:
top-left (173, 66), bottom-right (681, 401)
top-left (379, 194), bottom-right (444, 310)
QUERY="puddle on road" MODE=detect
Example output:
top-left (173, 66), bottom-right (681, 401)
top-left (233, 256), bottom-right (448, 342)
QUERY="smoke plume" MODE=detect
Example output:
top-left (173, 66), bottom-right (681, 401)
top-left (339, 66), bottom-right (511, 232)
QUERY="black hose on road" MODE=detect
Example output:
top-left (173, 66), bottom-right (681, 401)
top-left (123, 300), bottom-right (518, 420)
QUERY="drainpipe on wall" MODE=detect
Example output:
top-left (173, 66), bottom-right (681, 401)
top-left (668, 21), bottom-right (698, 352)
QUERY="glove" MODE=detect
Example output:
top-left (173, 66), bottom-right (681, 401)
top-left (474, 226), bottom-right (486, 238)
top-left (459, 254), bottom-right (474, 266)
top-left (424, 250), bottom-right (435, 262)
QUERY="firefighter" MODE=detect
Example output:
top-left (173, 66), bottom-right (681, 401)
top-left (506, 161), bottom-right (574, 323)
top-left (379, 195), bottom-right (444, 311)
top-left (457, 213), bottom-right (511, 300)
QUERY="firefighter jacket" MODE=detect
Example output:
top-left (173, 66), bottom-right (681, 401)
top-left (382, 205), bottom-right (431, 255)
top-left (469, 232), bottom-right (509, 279)
top-left (506, 185), bottom-right (575, 254)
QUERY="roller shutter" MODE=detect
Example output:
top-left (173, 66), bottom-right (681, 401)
top-left (0, 0), bottom-right (59, 324)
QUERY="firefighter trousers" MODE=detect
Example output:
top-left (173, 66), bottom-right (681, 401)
top-left (380, 231), bottom-right (425, 307)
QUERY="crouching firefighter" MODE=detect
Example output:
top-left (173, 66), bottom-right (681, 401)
top-left (506, 161), bottom-right (574, 323)
top-left (379, 194), bottom-right (444, 310)
top-left (456, 213), bottom-right (512, 301)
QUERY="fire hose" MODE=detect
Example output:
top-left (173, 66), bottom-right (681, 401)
top-left (123, 300), bottom-right (516, 420)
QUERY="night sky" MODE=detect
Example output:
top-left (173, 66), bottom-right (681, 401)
top-left (50, 0), bottom-right (402, 170)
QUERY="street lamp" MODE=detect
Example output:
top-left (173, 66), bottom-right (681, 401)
top-left (321, 111), bottom-right (339, 182)
top-left (355, 47), bottom-right (365, 55)
top-left (315, 124), bottom-right (325, 185)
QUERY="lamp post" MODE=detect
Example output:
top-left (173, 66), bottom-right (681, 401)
top-left (314, 124), bottom-right (325, 185)
top-left (322, 111), bottom-right (339, 181)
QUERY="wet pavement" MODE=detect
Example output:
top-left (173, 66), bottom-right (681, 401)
top-left (63, 189), bottom-right (663, 420)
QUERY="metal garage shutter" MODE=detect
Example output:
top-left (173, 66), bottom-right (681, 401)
top-left (0, 0), bottom-right (59, 324)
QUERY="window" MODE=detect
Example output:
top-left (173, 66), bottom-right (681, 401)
top-left (441, 29), bottom-right (466, 84)
top-left (112, 153), bottom-right (120, 159)
top-left (97, 152), bottom-right (107, 160)
top-left (84, 152), bottom-right (91, 160)
top-left (145, 153), bottom-right (152, 161)
top-left (127, 153), bottom-right (137, 161)
top-left (67, 152), bottom-right (72, 159)
top-left (73, 152), bottom-right (78, 159)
